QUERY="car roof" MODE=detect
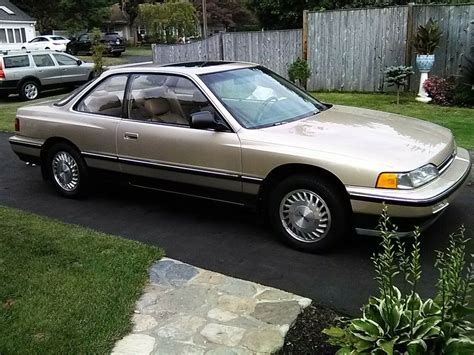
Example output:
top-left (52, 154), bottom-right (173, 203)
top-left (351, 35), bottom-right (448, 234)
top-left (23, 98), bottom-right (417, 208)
top-left (108, 61), bottom-right (258, 76)
top-left (0, 50), bottom-right (69, 56)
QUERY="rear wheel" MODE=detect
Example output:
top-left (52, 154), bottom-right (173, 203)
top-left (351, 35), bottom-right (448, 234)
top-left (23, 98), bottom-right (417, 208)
top-left (19, 81), bottom-right (39, 100)
top-left (112, 52), bottom-right (121, 57)
top-left (46, 143), bottom-right (88, 198)
top-left (268, 174), bottom-right (349, 253)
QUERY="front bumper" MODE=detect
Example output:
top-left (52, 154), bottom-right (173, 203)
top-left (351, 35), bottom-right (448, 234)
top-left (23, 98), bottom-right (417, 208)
top-left (347, 147), bottom-right (471, 232)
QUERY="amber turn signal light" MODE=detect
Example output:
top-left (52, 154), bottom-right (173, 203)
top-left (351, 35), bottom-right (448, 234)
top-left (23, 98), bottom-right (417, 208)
top-left (376, 173), bottom-right (398, 189)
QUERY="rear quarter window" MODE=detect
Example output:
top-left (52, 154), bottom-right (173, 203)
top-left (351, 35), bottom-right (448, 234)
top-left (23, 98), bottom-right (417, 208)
top-left (3, 55), bottom-right (30, 68)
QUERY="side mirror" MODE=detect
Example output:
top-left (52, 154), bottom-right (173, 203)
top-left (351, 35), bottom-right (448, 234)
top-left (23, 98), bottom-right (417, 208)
top-left (76, 60), bottom-right (82, 66)
top-left (191, 111), bottom-right (228, 131)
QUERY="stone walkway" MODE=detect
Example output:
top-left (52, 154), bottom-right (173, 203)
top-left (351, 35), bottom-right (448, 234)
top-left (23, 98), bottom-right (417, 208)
top-left (112, 258), bottom-right (311, 355)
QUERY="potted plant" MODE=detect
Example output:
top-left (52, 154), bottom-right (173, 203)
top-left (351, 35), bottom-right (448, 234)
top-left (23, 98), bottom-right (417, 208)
top-left (413, 19), bottom-right (442, 102)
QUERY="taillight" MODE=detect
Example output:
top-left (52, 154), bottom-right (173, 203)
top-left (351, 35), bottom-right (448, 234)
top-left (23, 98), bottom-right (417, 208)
top-left (0, 60), bottom-right (5, 80)
top-left (15, 118), bottom-right (19, 132)
top-left (53, 42), bottom-right (61, 45)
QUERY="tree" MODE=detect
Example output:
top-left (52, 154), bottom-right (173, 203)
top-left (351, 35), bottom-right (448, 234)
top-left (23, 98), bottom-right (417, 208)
top-left (138, 1), bottom-right (199, 44)
top-left (10, 0), bottom-right (61, 33)
top-left (384, 66), bottom-right (414, 104)
top-left (192, 0), bottom-right (258, 33)
top-left (120, 0), bottom-right (144, 44)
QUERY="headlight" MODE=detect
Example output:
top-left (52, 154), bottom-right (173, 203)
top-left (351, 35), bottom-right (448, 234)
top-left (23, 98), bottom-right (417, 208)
top-left (376, 164), bottom-right (439, 189)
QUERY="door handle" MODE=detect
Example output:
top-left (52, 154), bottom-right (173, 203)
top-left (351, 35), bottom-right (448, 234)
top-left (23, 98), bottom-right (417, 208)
top-left (124, 132), bottom-right (139, 140)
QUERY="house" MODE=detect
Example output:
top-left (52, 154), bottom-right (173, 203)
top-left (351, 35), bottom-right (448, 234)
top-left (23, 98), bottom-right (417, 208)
top-left (102, 3), bottom-right (132, 43)
top-left (0, 0), bottom-right (36, 50)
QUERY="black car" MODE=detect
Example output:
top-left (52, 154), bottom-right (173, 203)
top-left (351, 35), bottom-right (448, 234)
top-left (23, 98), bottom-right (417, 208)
top-left (66, 33), bottom-right (125, 57)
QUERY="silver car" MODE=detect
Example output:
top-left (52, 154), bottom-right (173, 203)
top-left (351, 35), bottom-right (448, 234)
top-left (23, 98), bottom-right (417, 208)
top-left (0, 50), bottom-right (94, 100)
top-left (9, 62), bottom-right (472, 252)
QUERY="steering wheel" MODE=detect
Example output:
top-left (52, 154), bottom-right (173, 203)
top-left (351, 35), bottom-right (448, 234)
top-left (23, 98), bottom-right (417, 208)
top-left (255, 96), bottom-right (278, 123)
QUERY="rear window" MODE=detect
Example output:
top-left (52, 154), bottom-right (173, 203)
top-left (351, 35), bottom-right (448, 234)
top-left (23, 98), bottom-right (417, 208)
top-left (103, 34), bottom-right (120, 41)
top-left (3, 55), bottom-right (30, 68)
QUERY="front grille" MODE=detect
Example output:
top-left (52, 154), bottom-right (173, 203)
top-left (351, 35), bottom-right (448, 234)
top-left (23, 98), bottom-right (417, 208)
top-left (438, 151), bottom-right (456, 174)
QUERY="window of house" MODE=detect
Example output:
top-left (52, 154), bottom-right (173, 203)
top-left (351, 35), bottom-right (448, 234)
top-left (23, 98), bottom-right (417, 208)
top-left (14, 29), bottom-right (20, 43)
top-left (0, 29), bottom-right (6, 43)
top-left (7, 29), bottom-right (14, 43)
top-left (20, 28), bottom-right (26, 43)
top-left (76, 75), bottom-right (128, 117)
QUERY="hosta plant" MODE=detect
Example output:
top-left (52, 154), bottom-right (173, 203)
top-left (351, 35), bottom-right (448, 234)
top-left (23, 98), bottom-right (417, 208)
top-left (323, 207), bottom-right (473, 354)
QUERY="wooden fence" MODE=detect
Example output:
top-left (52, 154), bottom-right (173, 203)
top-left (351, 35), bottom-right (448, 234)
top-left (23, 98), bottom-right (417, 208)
top-left (152, 30), bottom-right (301, 79)
top-left (152, 4), bottom-right (474, 91)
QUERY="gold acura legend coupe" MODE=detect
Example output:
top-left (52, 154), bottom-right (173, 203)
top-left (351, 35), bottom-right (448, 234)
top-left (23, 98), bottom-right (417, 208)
top-left (9, 62), bottom-right (472, 252)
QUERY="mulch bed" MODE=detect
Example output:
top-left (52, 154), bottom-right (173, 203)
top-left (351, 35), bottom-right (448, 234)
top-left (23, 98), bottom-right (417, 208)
top-left (277, 304), bottom-right (343, 354)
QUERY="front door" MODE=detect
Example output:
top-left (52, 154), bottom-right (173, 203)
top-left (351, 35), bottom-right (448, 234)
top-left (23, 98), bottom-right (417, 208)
top-left (52, 53), bottom-right (88, 84)
top-left (116, 73), bottom-right (243, 196)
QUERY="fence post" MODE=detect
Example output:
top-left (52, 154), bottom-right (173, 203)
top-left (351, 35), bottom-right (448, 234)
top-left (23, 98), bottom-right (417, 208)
top-left (302, 10), bottom-right (309, 61)
top-left (405, 3), bottom-right (415, 90)
top-left (219, 32), bottom-right (224, 61)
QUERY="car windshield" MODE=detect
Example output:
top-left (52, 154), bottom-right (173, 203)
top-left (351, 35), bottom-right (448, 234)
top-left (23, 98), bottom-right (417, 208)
top-left (200, 67), bottom-right (326, 129)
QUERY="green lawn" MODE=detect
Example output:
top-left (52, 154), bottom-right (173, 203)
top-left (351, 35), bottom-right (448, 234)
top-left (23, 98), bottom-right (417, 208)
top-left (0, 206), bottom-right (163, 354)
top-left (313, 92), bottom-right (474, 150)
top-left (124, 46), bottom-right (153, 58)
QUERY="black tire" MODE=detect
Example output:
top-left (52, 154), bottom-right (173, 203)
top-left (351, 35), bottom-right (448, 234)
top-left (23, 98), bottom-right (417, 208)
top-left (0, 92), bottom-right (9, 99)
top-left (268, 174), bottom-right (349, 253)
top-left (19, 80), bottom-right (40, 101)
top-left (45, 143), bottom-right (88, 198)
top-left (112, 52), bottom-right (121, 57)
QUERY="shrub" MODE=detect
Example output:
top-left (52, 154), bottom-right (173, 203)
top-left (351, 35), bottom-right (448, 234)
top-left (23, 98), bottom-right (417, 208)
top-left (453, 57), bottom-right (474, 107)
top-left (323, 207), bottom-right (474, 354)
top-left (413, 18), bottom-right (442, 55)
top-left (423, 76), bottom-right (455, 106)
top-left (91, 28), bottom-right (105, 76)
top-left (288, 58), bottom-right (311, 90)
top-left (384, 66), bottom-right (414, 104)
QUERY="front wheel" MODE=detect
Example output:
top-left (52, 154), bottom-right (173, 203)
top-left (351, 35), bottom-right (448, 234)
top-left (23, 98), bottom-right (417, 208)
top-left (112, 52), bottom-right (122, 57)
top-left (268, 174), bottom-right (349, 253)
top-left (19, 81), bottom-right (39, 100)
top-left (46, 143), bottom-right (88, 198)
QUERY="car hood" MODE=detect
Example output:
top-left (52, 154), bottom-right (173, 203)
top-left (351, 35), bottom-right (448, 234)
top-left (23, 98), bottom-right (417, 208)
top-left (240, 105), bottom-right (454, 171)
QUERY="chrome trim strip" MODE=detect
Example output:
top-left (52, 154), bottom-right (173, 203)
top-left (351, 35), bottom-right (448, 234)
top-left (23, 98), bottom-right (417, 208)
top-left (438, 152), bottom-right (456, 175)
top-left (9, 140), bottom-right (42, 149)
top-left (241, 175), bottom-right (264, 183)
top-left (129, 182), bottom-right (245, 206)
top-left (120, 157), bottom-right (240, 179)
top-left (82, 151), bottom-right (118, 161)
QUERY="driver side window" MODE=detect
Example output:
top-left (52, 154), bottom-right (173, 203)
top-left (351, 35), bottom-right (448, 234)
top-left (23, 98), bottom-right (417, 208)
top-left (127, 74), bottom-right (218, 127)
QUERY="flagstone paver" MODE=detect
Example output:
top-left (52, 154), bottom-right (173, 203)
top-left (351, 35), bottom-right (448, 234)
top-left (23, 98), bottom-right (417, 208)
top-left (112, 258), bottom-right (311, 354)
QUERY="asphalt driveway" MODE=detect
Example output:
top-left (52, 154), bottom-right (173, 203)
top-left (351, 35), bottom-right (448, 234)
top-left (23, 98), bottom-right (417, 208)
top-left (0, 132), bottom-right (472, 315)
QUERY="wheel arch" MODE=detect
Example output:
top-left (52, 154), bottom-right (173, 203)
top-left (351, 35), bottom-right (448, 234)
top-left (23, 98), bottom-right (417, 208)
top-left (18, 76), bottom-right (41, 90)
top-left (257, 163), bottom-right (351, 214)
top-left (40, 137), bottom-right (83, 179)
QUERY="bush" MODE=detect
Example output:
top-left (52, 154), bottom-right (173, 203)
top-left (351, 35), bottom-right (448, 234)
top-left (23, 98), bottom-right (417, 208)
top-left (288, 58), bottom-right (311, 90)
top-left (453, 57), bottom-right (474, 107)
top-left (423, 76), bottom-right (455, 106)
top-left (323, 207), bottom-right (474, 354)
top-left (91, 28), bottom-right (105, 76)
top-left (384, 66), bottom-right (414, 104)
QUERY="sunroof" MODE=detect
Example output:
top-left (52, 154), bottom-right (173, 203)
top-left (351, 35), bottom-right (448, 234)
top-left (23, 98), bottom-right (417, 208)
top-left (162, 61), bottom-right (234, 68)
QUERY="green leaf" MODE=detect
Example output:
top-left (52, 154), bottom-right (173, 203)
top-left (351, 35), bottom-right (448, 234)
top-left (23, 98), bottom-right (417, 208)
top-left (322, 326), bottom-right (347, 338)
top-left (413, 317), bottom-right (441, 339)
top-left (406, 293), bottom-right (423, 312)
top-left (355, 339), bottom-right (373, 352)
top-left (363, 303), bottom-right (385, 329)
top-left (376, 337), bottom-right (398, 355)
top-left (422, 299), bottom-right (441, 315)
top-left (351, 319), bottom-right (384, 337)
top-left (335, 347), bottom-right (353, 355)
top-left (407, 339), bottom-right (427, 355)
top-left (445, 337), bottom-right (474, 355)
top-left (380, 302), bottom-right (402, 331)
top-left (452, 304), bottom-right (474, 318)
